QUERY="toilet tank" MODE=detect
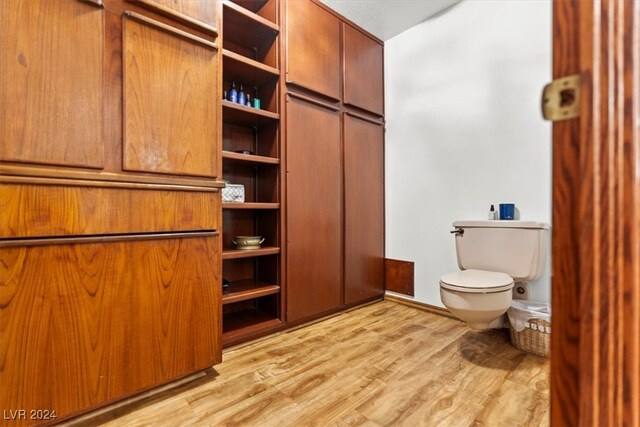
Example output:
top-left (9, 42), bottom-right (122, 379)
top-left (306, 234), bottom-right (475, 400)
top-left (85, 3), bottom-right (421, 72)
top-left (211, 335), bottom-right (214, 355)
top-left (453, 220), bottom-right (550, 281)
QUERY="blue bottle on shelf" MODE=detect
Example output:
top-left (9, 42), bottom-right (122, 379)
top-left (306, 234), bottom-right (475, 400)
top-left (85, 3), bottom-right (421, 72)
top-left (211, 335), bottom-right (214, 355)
top-left (229, 81), bottom-right (238, 103)
top-left (238, 84), bottom-right (246, 105)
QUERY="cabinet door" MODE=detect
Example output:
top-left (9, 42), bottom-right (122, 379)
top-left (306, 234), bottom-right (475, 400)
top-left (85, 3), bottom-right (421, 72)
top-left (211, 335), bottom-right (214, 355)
top-left (343, 24), bottom-right (384, 116)
top-left (286, 95), bottom-right (342, 321)
top-left (285, 0), bottom-right (341, 100)
top-left (344, 114), bottom-right (384, 304)
top-left (123, 13), bottom-right (219, 178)
top-left (128, 0), bottom-right (218, 30)
top-left (0, 235), bottom-right (221, 422)
top-left (0, 0), bottom-right (104, 169)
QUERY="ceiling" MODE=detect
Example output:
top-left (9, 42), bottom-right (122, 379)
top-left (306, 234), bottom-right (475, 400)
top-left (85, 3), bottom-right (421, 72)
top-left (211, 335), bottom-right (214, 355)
top-left (319, 0), bottom-right (461, 41)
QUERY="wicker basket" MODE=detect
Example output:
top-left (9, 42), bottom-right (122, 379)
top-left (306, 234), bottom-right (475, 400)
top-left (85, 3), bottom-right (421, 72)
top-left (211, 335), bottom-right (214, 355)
top-left (509, 317), bottom-right (551, 357)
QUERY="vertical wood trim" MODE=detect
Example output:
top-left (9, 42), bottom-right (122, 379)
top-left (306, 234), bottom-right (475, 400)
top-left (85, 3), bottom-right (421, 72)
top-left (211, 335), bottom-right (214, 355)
top-left (551, 1), bottom-right (582, 425)
top-left (552, 1), bottom-right (640, 425)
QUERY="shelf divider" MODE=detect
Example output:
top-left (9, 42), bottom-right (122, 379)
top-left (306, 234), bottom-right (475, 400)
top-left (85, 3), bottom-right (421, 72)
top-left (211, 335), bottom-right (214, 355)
top-left (223, 279), bottom-right (280, 305)
top-left (222, 246), bottom-right (280, 260)
top-left (223, 202), bottom-right (279, 210)
top-left (223, 151), bottom-right (280, 165)
top-left (223, 100), bottom-right (280, 127)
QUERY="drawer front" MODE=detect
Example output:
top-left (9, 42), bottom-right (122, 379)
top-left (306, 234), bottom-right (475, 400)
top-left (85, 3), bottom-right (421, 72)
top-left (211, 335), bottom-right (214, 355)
top-left (0, 184), bottom-right (219, 238)
top-left (0, 234), bottom-right (221, 424)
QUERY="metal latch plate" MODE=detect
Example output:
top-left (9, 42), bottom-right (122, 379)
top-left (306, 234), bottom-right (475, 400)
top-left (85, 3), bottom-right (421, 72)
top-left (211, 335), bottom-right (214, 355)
top-left (542, 74), bottom-right (580, 121)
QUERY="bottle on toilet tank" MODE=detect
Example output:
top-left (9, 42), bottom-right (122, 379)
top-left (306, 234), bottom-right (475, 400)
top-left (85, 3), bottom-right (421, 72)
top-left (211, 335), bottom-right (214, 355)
top-left (489, 205), bottom-right (498, 220)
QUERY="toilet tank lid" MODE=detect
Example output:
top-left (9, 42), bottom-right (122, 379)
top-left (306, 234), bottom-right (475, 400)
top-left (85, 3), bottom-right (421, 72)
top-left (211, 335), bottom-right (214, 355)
top-left (453, 220), bottom-right (550, 229)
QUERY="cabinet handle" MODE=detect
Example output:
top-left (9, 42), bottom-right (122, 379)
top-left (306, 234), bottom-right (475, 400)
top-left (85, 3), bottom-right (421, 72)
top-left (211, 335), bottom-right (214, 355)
top-left (0, 231), bottom-right (219, 248)
top-left (124, 11), bottom-right (218, 50)
top-left (126, 0), bottom-right (218, 37)
top-left (79, 0), bottom-right (104, 7)
top-left (345, 110), bottom-right (384, 125)
top-left (287, 92), bottom-right (340, 112)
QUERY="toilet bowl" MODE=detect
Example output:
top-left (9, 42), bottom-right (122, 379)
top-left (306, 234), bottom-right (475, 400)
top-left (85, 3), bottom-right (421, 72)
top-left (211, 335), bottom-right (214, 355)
top-left (439, 269), bottom-right (514, 329)
top-left (440, 220), bottom-right (549, 330)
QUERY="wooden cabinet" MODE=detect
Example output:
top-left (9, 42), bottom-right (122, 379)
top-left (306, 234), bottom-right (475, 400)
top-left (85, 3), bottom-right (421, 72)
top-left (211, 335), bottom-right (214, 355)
top-left (344, 113), bottom-right (385, 304)
top-left (123, 12), bottom-right (219, 178)
top-left (0, 234), bottom-right (220, 422)
top-left (282, 0), bottom-right (385, 322)
top-left (285, 95), bottom-right (342, 321)
top-left (285, 0), bottom-right (341, 100)
top-left (343, 24), bottom-right (384, 116)
top-left (0, 0), bottom-right (104, 169)
top-left (221, 0), bottom-right (282, 346)
top-left (127, 0), bottom-right (218, 32)
top-left (1, 0), bottom-right (223, 424)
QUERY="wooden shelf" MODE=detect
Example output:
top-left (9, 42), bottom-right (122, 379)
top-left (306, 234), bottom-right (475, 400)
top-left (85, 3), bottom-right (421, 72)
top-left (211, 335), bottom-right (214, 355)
top-left (230, 0), bottom-right (269, 14)
top-left (223, 100), bottom-right (279, 127)
top-left (223, 151), bottom-right (280, 165)
top-left (222, 309), bottom-right (282, 346)
top-left (222, 246), bottom-right (280, 260)
top-left (223, 1), bottom-right (279, 50)
top-left (223, 49), bottom-right (279, 88)
top-left (223, 202), bottom-right (279, 209)
top-left (222, 279), bottom-right (280, 305)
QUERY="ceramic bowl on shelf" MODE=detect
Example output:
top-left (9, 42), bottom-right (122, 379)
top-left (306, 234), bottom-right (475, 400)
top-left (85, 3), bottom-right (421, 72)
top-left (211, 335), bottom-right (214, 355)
top-left (232, 236), bottom-right (265, 250)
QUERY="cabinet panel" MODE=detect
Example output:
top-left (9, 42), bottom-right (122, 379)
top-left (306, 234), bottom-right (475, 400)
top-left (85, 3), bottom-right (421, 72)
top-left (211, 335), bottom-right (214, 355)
top-left (123, 14), bottom-right (219, 178)
top-left (0, 184), bottom-right (219, 238)
top-left (285, 0), bottom-right (340, 100)
top-left (0, 235), bottom-right (221, 423)
top-left (286, 95), bottom-right (342, 321)
top-left (0, 0), bottom-right (104, 169)
top-left (344, 114), bottom-right (384, 304)
top-left (343, 24), bottom-right (384, 116)
top-left (128, 0), bottom-right (218, 30)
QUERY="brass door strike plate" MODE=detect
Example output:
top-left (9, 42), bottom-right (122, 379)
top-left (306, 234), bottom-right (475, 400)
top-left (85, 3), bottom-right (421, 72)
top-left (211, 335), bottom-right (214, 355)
top-left (542, 74), bottom-right (580, 121)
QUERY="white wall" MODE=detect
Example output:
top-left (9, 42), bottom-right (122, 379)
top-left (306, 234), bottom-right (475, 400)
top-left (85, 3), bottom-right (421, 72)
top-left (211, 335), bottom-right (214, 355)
top-left (385, 0), bottom-right (552, 306)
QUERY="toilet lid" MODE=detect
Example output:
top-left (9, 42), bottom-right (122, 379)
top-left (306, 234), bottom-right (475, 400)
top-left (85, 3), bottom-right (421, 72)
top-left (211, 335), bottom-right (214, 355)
top-left (440, 269), bottom-right (514, 293)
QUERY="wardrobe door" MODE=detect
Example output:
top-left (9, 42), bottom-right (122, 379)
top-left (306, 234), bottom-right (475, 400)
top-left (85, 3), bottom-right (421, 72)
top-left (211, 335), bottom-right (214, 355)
top-left (285, 0), bottom-right (341, 100)
top-left (0, 0), bottom-right (104, 169)
top-left (343, 23), bottom-right (384, 116)
top-left (122, 13), bottom-right (219, 178)
top-left (344, 113), bottom-right (384, 304)
top-left (286, 95), bottom-right (342, 321)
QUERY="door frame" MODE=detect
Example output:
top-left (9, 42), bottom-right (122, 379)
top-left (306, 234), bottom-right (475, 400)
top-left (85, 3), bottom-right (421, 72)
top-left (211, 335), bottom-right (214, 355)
top-left (551, 0), bottom-right (640, 425)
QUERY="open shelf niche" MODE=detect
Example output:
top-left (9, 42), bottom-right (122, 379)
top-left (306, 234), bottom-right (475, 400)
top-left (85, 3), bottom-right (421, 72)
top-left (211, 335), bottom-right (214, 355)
top-left (221, 0), bottom-right (283, 346)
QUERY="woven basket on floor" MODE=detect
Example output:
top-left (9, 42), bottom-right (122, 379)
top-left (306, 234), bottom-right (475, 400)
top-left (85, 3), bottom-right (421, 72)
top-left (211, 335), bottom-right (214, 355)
top-left (509, 317), bottom-right (551, 357)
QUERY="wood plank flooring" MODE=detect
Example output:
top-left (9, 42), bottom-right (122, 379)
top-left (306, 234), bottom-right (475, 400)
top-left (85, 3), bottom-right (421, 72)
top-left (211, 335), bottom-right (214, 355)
top-left (96, 301), bottom-right (549, 426)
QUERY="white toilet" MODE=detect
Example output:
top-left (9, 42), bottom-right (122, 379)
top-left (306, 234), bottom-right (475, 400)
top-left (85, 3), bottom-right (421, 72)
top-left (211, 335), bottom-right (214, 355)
top-left (439, 220), bottom-right (549, 330)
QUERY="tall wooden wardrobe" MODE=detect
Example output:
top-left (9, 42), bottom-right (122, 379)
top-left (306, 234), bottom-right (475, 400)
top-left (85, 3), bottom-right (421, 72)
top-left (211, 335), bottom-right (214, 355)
top-left (0, 0), bottom-right (223, 424)
top-left (0, 0), bottom-right (384, 423)
top-left (284, 0), bottom-right (386, 322)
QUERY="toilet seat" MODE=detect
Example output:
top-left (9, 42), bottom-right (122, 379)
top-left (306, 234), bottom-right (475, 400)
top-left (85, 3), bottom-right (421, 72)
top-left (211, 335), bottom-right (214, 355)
top-left (440, 269), bottom-right (514, 293)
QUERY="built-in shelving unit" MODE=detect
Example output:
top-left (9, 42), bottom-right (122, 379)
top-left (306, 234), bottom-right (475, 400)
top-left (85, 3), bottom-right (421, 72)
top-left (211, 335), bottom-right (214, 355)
top-left (221, 0), bottom-right (282, 347)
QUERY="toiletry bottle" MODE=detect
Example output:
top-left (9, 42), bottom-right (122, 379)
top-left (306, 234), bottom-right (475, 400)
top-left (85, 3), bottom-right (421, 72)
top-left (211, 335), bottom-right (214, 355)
top-left (223, 90), bottom-right (227, 101)
top-left (238, 84), bottom-right (246, 105)
top-left (229, 82), bottom-right (238, 103)
top-left (253, 88), bottom-right (261, 109)
top-left (489, 205), bottom-right (497, 220)
top-left (245, 94), bottom-right (252, 107)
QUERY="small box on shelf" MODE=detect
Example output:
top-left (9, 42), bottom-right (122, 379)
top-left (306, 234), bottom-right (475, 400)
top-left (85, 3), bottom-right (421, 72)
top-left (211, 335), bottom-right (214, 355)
top-left (222, 183), bottom-right (245, 203)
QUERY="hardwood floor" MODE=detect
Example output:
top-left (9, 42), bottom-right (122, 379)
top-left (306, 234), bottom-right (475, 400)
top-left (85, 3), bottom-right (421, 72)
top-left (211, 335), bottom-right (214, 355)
top-left (95, 301), bottom-right (549, 426)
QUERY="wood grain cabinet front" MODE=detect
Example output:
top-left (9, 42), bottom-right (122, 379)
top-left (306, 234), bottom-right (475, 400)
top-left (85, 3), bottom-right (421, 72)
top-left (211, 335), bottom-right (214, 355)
top-left (342, 24), bottom-right (384, 116)
top-left (285, 95), bottom-right (342, 321)
top-left (0, 234), bottom-right (221, 426)
top-left (344, 113), bottom-right (385, 304)
top-left (285, 0), bottom-right (341, 100)
top-left (126, 0), bottom-right (219, 34)
top-left (122, 12), bottom-right (219, 179)
top-left (0, 184), bottom-right (219, 238)
top-left (0, 0), bottom-right (105, 169)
